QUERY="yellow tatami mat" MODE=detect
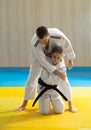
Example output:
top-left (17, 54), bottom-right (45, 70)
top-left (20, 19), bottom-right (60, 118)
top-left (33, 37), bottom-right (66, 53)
top-left (0, 87), bottom-right (91, 130)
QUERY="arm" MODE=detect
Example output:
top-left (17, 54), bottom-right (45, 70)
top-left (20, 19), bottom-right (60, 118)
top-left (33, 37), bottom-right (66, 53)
top-left (68, 59), bottom-right (73, 69)
top-left (33, 45), bottom-right (56, 73)
top-left (60, 35), bottom-right (75, 69)
top-left (61, 36), bottom-right (75, 59)
top-left (54, 69), bottom-right (66, 80)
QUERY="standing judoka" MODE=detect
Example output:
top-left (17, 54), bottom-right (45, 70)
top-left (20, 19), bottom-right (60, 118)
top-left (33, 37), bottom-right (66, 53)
top-left (16, 26), bottom-right (77, 112)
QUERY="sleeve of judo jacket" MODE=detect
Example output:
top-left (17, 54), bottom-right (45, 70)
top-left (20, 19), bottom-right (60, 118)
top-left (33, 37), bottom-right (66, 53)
top-left (60, 35), bottom-right (76, 60)
top-left (33, 47), bottom-right (57, 73)
top-left (48, 28), bottom-right (75, 60)
top-left (32, 40), bottom-right (57, 74)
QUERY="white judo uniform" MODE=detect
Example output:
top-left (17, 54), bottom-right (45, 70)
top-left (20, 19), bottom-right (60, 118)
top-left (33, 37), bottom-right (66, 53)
top-left (37, 57), bottom-right (66, 114)
top-left (24, 28), bottom-right (75, 101)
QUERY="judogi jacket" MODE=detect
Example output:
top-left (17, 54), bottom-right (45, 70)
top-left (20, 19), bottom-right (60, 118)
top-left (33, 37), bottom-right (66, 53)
top-left (31, 28), bottom-right (75, 74)
top-left (32, 57), bottom-right (68, 106)
top-left (41, 57), bottom-right (66, 85)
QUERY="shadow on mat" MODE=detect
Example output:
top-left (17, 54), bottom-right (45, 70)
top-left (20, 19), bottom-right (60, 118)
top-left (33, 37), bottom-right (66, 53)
top-left (0, 108), bottom-right (64, 124)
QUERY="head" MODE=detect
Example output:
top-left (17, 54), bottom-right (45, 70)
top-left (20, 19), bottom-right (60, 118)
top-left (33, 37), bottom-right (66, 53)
top-left (36, 26), bottom-right (50, 45)
top-left (51, 46), bottom-right (63, 65)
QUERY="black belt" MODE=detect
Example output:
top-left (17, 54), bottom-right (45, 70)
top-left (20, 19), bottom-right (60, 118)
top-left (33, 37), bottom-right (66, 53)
top-left (32, 78), bottom-right (68, 107)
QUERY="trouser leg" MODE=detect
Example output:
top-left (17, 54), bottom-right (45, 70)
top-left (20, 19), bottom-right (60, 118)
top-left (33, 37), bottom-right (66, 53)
top-left (51, 94), bottom-right (65, 113)
top-left (39, 94), bottom-right (51, 114)
top-left (24, 62), bottom-right (42, 100)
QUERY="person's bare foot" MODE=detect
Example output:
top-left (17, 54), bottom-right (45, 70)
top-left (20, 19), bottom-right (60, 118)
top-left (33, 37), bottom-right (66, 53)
top-left (15, 106), bottom-right (26, 112)
top-left (69, 106), bottom-right (77, 113)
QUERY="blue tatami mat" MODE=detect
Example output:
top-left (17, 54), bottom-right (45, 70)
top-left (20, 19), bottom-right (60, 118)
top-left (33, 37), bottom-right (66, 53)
top-left (0, 67), bottom-right (29, 87)
top-left (67, 67), bottom-right (91, 87)
top-left (0, 67), bottom-right (91, 87)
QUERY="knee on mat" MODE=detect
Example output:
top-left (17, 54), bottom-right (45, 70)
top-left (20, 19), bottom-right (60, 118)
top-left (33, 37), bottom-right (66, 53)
top-left (40, 108), bottom-right (50, 115)
top-left (54, 105), bottom-right (65, 114)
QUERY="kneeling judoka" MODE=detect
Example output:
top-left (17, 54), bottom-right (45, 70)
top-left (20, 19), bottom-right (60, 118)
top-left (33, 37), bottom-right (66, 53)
top-left (33, 46), bottom-right (69, 114)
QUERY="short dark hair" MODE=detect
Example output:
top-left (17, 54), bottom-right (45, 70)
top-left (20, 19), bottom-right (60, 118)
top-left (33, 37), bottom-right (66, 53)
top-left (51, 46), bottom-right (63, 54)
top-left (36, 26), bottom-right (49, 39)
